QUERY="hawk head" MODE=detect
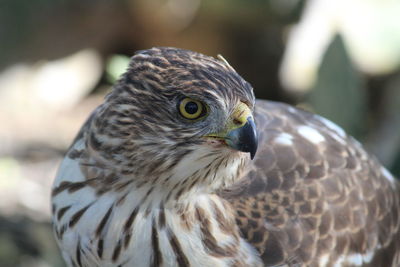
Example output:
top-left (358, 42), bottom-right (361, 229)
top-left (87, 47), bottom-right (258, 196)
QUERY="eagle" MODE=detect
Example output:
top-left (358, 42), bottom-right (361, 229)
top-left (51, 47), bottom-right (400, 266)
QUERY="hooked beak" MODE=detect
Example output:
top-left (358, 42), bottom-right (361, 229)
top-left (206, 102), bottom-right (258, 159)
top-left (225, 116), bottom-right (258, 159)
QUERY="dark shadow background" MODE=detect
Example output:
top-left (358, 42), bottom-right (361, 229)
top-left (1, 0), bottom-right (399, 266)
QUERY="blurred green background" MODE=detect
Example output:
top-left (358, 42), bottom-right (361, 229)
top-left (1, 0), bottom-right (400, 266)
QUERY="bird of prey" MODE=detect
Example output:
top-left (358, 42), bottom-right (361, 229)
top-left (51, 47), bottom-right (400, 267)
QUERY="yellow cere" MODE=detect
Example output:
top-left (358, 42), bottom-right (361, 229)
top-left (205, 102), bottom-right (252, 139)
top-left (229, 102), bottom-right (252, 129)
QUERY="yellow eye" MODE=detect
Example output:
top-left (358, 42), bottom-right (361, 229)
top-left (179, 98), bottom-right (206, 120)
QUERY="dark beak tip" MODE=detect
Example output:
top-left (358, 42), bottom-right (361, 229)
top-left (250, 146), bottom-right (257, 160)
top-left (246, 117), bottom-right (258, 160)
top-left (249, 134), bottom-right (258, 160)
top-left (226, 117), bottom-right (258, 160)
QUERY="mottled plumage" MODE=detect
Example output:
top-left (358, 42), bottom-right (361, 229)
top-left (52, 47), bottom-right (400, 267)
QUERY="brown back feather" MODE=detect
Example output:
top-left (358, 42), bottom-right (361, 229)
top-left (219, 100), bottom-right (400, 266)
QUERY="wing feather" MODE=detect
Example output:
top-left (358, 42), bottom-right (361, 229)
top-left (219, 100), bottom-right (400, 266)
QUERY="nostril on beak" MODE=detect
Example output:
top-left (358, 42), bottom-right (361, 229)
top-left (233, 118), bottom-right (243, 126)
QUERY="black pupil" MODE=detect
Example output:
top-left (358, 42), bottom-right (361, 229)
top-left (185, 101), bottom-right (199, 114)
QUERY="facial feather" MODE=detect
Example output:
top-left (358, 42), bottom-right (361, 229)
top-left (84, 47), bottom-right (255, 192)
